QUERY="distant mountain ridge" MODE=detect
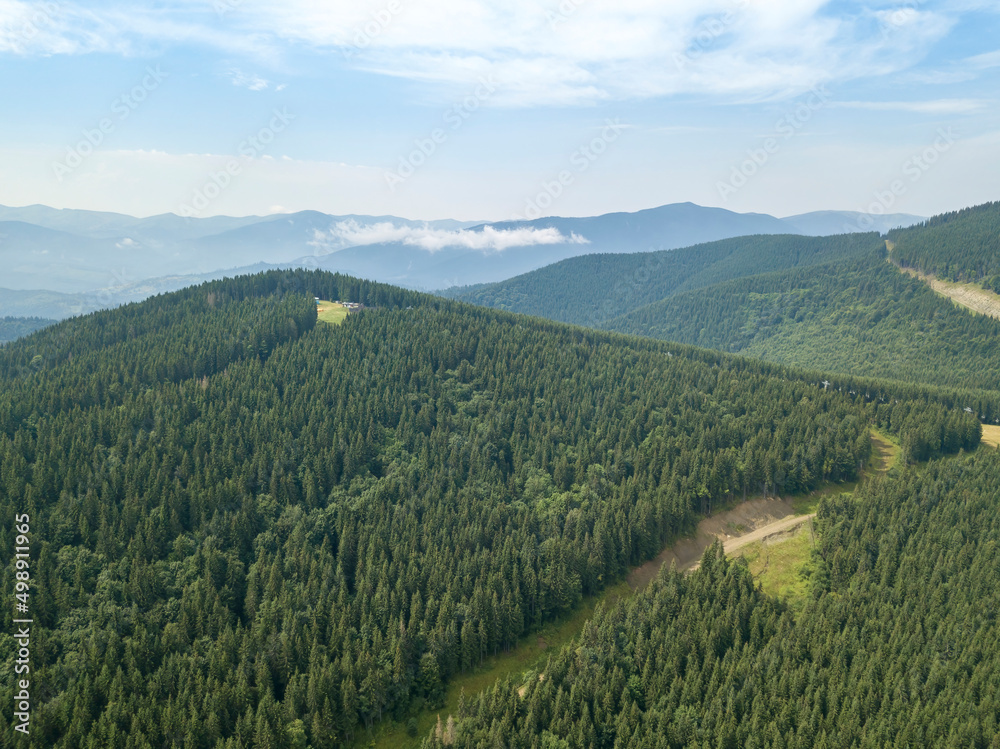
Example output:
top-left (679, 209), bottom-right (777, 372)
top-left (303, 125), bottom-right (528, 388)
top-left (0, 202), bottom-right (925, 318)
top-left (781, 210), bottom-right (925, 236)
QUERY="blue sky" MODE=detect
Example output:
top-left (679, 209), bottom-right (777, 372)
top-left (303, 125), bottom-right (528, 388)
top-left (0, 0), bottom-right (997, 221)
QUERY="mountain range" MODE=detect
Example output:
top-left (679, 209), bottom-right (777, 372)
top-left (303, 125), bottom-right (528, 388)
top-left (0, 202), bottom-right (923, 319)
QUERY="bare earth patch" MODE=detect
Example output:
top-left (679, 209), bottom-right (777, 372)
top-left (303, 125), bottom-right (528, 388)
top-left (628, 431), bottom-right (895, 589)
top-left (722, 513), bottom-right (815, 557)
top-left (894, 264), bottom-right (1000, 321)
top-left (627, 496), bottom-right (803, 589)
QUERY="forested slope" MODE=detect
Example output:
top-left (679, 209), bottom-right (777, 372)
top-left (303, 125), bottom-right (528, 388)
top-left (427, 449), bottom-right (1000, 748)
top-left (446, 204), bottom-right (1000, 395)
top-left (0, 316), bottom-right (55, 344)
top-left (0, 269), bottom-right (981, 747)
top-left (888, 201), bottom-right (1000, 291)
top-left (603, 253), bottom-right (1000, 392)
top-left (445, 234), bottom-right (878, 328)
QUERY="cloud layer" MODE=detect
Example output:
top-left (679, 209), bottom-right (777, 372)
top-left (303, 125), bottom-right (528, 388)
top-left (0, 1), bottom-right (976, 106)
top-left (217, 0), bottom-right (962, 106)
top-left (312, 220), bottom-right (589, 253)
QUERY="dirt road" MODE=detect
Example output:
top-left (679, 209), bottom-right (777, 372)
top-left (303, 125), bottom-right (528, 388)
top-left (721, 513), bottom-right (814, 556)
top-left (627, 496), bottom-right (810, 588)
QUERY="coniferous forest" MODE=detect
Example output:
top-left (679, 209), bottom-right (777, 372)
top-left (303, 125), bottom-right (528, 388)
top-left (888, 201), bottom-right (1000, 290)
top-left (7, 2), bottom-right (1000, 747)
top-left (450, 203), bottom-right (1000, 395)
top-left (0, 268), bottom-right (988, 747)
top-left (445, 234), bottom-right (879, 329)
top-left (603, 254), bottom-right (1000, 392)
top-left (425, 451), bottom-right (1000, 748)
top-left (0, 318), bottom-right (55, 345)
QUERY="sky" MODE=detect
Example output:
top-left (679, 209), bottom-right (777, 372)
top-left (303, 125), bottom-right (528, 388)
top-left (0, 0), bottom-right (997, 221)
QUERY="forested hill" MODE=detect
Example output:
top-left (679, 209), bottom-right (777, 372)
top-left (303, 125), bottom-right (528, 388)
top-left (443, 233), bottom-right (879, 329)
top-left (603, 252), bottom-right (1000, 393)
top-left (0, 269), bottom-right (982, 747)
top-left (444, 203), bottom-right (1000, 395)
top-left (0, 316), bottom-right (55, 344)
top-left (426, 449), bottom-right (1000, 748)
top-left (888, 201), bottom-right (1000, 291)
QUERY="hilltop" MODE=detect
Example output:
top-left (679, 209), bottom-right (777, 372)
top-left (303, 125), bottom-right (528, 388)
top-left (0, 268), bottom-right (985, 746)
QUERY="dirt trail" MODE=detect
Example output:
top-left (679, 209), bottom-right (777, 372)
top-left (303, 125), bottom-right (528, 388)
top-left (887, 252), bottom-right (1000, 321)
top-left (721, 513), bottom-right (813, 556)
top-left (684, 512), bottom-right (816, 574)
top-left (629, 432), bottom-right (897, 588)
top-left (627, 496), bottom-right (805, 589)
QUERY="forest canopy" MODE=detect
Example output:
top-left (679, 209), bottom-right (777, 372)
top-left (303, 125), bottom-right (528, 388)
top-left (0, 269), bottom-right (983, 747)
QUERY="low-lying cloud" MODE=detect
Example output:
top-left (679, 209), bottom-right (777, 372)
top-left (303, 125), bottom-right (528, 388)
top-left (311, 220), bottom-right (589, 253)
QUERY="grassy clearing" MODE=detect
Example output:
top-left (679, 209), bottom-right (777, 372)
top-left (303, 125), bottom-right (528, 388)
top-left (983, 424), bottom-right (1000, 449)
top-left (869, 429), bottom-right (901, 474)
top-left (362, 582), bottom-right (631, 748)
top-left (790, 481), bottom-right (855, 516)
top-left (738, 523), bottom-right (815, 613)
top-left (317, 300), bottom-right (349, 326)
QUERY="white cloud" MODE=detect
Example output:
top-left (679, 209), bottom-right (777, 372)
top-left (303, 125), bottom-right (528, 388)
top-left (116, 237), bottom-right (139, 248)
top-left (310, 220), bottom-right (589, 253)
top-left (965, 49), bottom-right (1000, 69)
top-left (0, 0), bottom-right (115, 55)
top-left (0, 1), bottom-right (962, 106)
top-left (236, 0), bottom-right (958, 106)
top-left (0, 1), bottom-right (277, 58)
top-left (832, 99), bottom-right (989, 114)
top-left (229, 67), bottom-right (269, 91)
